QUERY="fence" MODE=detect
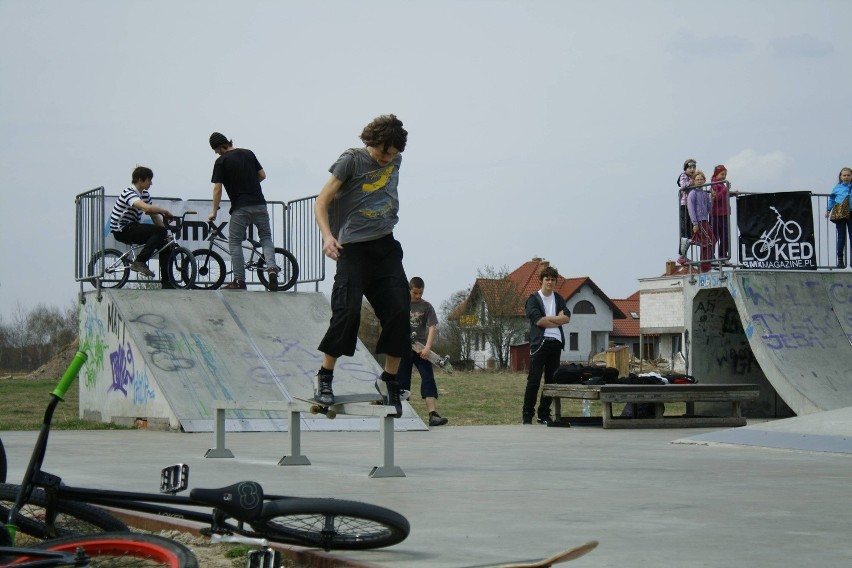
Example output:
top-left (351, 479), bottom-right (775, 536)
top-left (74, 191), bottom-right (324, 295)
top-left (676, 184), bottom-right (844, 275)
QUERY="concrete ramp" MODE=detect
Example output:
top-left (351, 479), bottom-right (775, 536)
top-left (678, 407), bottom-right (852, 454)
top-left (727, 271), bottom-right (852, 415)
top-left (78, 289), bottom-right (426, 432)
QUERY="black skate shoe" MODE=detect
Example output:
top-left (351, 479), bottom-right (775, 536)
top-left (315, 373), bottom-right (334, 406)
top-left (375, 378), bottom-right (403, 418)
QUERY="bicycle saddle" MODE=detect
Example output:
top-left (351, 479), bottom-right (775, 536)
top-left (190, 481), bottom-right (264, 520)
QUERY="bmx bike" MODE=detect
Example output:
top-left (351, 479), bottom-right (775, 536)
top-left (1, 352), bottom-right (410, 556)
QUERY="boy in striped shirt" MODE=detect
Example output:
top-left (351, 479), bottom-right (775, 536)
top-left (109, 166), bottom-right (175, 288)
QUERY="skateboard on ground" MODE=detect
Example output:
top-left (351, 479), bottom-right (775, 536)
top-left (293, 391), bottom-right (409, 419)
top-left (461, 540), bottom-right (598, 568)
top-left (411, 334), bottom-right (454, 374)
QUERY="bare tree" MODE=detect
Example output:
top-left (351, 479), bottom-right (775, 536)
top-left (0, 301), bottom-right (79, 372)
top-left (439, 289), bottom-right (473, 366)
top-left (475, 266), bottom-right (527, 369)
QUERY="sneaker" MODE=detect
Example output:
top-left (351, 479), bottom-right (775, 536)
top-left (160, 281), bottom-right (176, 290)
top-left (428, 412), bottom-right (448, 427)
top-left (266, 268), bottom-right (279, 291)
top-left (315, 374), bottom-right (334, 405)
top-left (130, 261), bottom-right (155, 277)
top-left (676, 256), bottom-right (687, 265)
top-left (522, 413), bottom-right (533, 425)
top-left (223, 280), bottom-right (246, 290)
top-left (537, 414), bottom-right (554, 426)
top-left (375, 379), bottom-right (403, 417)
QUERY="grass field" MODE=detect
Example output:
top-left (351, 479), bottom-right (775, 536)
top-left (0, 370), bottom-right (627, 430)
top-left (0, 370), bottom-right (689, 430)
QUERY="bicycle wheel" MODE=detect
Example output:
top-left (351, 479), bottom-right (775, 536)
top-left (7, 532), bottom-right (198, 567)
top-left (256, 248), bottom-right (299, 291)
top-left (190, 249), bottom-right (225, 290)
top-left (251, 497), bottom-right (410, 551)
top-left (783, 221), bottom-right (802, 242)
top-left (751, 240), bottom-right (771, 262)
top-left (166, 247), bottom-right (196, 289)
top-left (0, 483), bottom-right (128, 539)
top-left (89, 249), bottom-right (130, 289)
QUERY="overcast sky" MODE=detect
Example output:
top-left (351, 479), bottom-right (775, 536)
top-left (2, 0), bottom-right (851, 321)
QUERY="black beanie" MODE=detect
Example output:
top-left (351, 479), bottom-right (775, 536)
top-left (209, 132), bottom-right (230, 149)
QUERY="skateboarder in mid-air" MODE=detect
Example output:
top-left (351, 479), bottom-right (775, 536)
top-left (313, 114), bottom-right (409, 416)
top-left (397, 276), bottom-right (449, 426)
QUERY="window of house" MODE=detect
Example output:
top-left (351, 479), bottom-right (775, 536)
top-left (672, 334), bottom-right (682, 355)
top-left (569, 332), bottom-right (579, 351)
top-left (573, 300), bottom-right (596, 314)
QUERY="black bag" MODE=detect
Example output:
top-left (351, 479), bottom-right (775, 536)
top-left (553, 364), bottom-right (619, 385)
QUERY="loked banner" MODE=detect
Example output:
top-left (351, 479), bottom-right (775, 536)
top-left (737, 191), bottom-right (816, 270)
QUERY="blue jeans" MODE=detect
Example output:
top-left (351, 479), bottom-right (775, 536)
top-left (835, 218), bottom-right (852, 263)
top-left (228, 205), bottom-right (277, 281)
top-left (397, 349), bottom-right (439, 399)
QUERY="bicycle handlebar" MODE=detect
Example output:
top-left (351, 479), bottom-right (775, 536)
top-left (51, 351), bottom-right (88, 400)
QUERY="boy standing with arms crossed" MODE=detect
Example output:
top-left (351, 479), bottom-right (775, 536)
top-left (522, 266), bottom-right (571, 425)
top-left (313, 114), bottom-right (409, 416)
top-left (397, 277), bottom-right (449, 427)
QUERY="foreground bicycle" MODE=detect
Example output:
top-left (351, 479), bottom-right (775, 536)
top-left (88, 212), bottom-right (198, 290)
top-left (0, 532), bottom-right (199, 567)
top-left (2, 352), bottom-right (410, 554)
top-left (192, 221), bottom-right (298, 291)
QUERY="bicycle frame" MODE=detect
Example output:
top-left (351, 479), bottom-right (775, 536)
top-left (200, 228), bottom-right (266, 274)
top-left (4, 351), bottom-right (409, 553)
top-left (3, 353), bottom-right (276, 541)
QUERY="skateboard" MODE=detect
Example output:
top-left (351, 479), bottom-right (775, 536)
top-left (411, 335), bottom-right (454, 374)
top-left (293, 391), bottom-right (410, 419)
top-left (461, 540), bottom-right (598, 568)
top-left (293, 393), bottom-right (383, 419)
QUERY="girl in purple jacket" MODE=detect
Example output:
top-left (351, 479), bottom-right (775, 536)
top-left (687, 170), bottom-right (714, 272)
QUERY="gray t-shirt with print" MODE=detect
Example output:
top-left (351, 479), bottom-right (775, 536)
top-left (410, 299), bottom-right (438, 344)
top-left (327, 147), bottom-right (402, 244)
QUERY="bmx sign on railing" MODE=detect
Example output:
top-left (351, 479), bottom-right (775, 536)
top-left (736, 192), bottom-right (816, 270)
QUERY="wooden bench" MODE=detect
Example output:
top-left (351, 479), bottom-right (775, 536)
top-left (542, 383), bottom-right (760, 429)
top-left (204, 400), bottom-right (404, 477)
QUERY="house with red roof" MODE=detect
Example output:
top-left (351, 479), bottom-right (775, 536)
top-left (450, 257), bottom-right (628, 370)
top-left (611, 291), bottom-right (641, 357)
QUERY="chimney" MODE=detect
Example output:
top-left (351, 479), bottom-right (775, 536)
top-left (665, 260), bottom-right (675, 275)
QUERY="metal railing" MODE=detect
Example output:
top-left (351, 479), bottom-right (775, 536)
top-left (676, 184), bottom-right (843, 278)
top-left (74, 187), bottom-right (105, 301)
top-left (287, 195), bottom-right (324, 290)
top-left (75, 192), bottom-right (324, 293)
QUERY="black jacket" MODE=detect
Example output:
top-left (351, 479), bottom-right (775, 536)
top-left (525, 291), bottom-right (570, 350)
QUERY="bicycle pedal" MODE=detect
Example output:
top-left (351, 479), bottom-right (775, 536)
top-left (246, 548), bottom-right (281, 568)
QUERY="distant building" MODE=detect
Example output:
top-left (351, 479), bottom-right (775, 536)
top-left (610, 291), bottom-right (641, 357)
top-left (450, 257), bottom-right (627, 370)
top-left (637, 261), bottom-right (690, 373)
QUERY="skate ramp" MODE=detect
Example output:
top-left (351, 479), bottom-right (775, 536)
top-left (679, 406), bottom-right (852, 454)
top-left (727, 271), bottom-right (852, 415)
top-left (78, 289), bottom-right (425, 432)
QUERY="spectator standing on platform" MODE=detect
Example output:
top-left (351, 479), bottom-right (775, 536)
top-left (397, 276), bottom-right (449, 427)
top-left (313, 114), bottom-right (410, 417)
top-left (687, 170), bottom-right (714, 272)
top-left (208, 132), bottom-right (279, 291)
top-left (825, 167), bottom-right (852, 268)
top-left (676, 159), bottom-right (697, 264)
top-left (522, 266), bottom-right (571, 426)
top-left (109, 166), bottom-right (175, 289)
top-left (710, 164), bottom-right (738, 263)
